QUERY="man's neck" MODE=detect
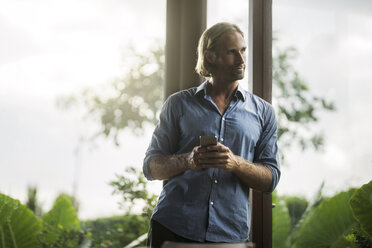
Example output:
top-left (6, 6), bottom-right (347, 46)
top-left (208, 78), bottom-right (238, 100)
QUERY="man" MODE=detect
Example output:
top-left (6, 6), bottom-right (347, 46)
top-left (143, 22), bottom-right (280, 247)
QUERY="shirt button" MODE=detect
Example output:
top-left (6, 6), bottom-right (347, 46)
top-left (210, 201), bottom-right (214, 205)
top-left (214, 179), bottom-right (218, 184)
top-left (222, 117), bottom-right (225, 121)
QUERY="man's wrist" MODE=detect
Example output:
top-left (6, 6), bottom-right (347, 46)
top-left (230, 154), bottom-right (242, 172)
top-left (185, 152), bottom-right (196, 170)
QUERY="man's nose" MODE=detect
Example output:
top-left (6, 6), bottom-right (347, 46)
top-left (236, 51), bottom-right (245, 64)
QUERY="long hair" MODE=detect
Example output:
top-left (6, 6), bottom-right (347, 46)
top-left (195, 22), bottom-right (244, 78)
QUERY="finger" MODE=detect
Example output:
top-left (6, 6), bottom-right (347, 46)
top-left (206, 145), bottom-right (229, 152)
top-left (198, 158), bottom-right (228, 165)
top-left (199, 152), bottom-right (229, 160)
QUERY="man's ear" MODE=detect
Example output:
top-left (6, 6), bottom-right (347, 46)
top-left (205, 50), bottom-right (216, 64)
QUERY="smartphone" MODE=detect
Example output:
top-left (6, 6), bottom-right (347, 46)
top-left (199, 135), bottom-right (218, 147)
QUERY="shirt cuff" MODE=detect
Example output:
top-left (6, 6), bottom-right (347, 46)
top-left (264, 165), bottom-right (280, 193)
top-left (143, 156), bottom-right (155, 181)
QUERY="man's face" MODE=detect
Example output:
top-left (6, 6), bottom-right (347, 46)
top-left (212, 31), bottom-right (246, 83)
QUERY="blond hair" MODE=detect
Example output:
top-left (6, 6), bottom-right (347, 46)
top-left (195, 22), bottom-right (244, 78)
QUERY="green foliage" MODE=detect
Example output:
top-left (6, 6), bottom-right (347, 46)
top-left (110, 166), bottom-right (158, 218)
top-left (272, 192), bottom-right (291, 248)
top-left (1, 190), bottom-right (152, 248)
top-left (292, 189), bottom-right (356, 248)
top-left (26, 186), bottom-right (43, 217)
top-left (285, 196), bottom-right (308, 230)
top-left (42, 194), bottom-right (80, 230)
top-left (0, 193), bottom-right (42, 248)
top-left (273, 182), bottom-right (372, 248)
top-left (345, 226), bottom-right (372, 248)
top-left (350, 180), bottom-right (372, 240)
top-left (40, 194), bottom-right (82, 247)
top-left (84, 214), bottom-right (148, 248)
top-left (37, 225), bottom-right (86, 248)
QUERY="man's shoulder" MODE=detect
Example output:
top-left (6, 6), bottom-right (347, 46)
top-left (167, 86), bottom-right (199, 101)
top-left (244, 90), bottom-right (272, 108)
top-left (162, 86), bottom-right (199, 113)
top-left (242, 91), bottom-right (276, 121)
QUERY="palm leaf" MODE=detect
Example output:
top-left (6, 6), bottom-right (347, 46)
top-left (292, 189), bottom-right (356, 248)
top-left (350, 180), bottom-right (372, 239)
top-left (0, 193), bottom-right (42, 248)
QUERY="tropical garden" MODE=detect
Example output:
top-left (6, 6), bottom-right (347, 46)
top-left (1, 41), bottom-right (371, 247)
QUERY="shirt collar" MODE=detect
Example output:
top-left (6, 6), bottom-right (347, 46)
top-left (195, 81), bottom-right (246, 101)
top-left (195, 81), bottom-right (207, 96)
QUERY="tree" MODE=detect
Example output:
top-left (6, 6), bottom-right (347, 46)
top-left (58, 43), bottom-right (164, 146)
top-left (272, 45), bottom-right (335, 156)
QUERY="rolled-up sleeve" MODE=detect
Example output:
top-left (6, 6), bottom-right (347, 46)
top-left (143, 95), bottom-right (180, 180)
top-left (253, 103), bottom-right (281, 192)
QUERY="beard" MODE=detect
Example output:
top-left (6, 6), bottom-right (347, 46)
top-left (230, 65), bottom-right (245, 81)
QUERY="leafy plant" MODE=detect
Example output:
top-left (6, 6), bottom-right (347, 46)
top-left (37, 225), bottom-right (86, 248)
top-left (84, 214), bottom-right (148, 248)
top-left (39, 194), bottom-right (83, 247)
top-left (285, 196), bottom-right (308, 230)
top-left (272, 192), bottom-right (291, 248)
top-left (110, 166), bottom-right (158, 218)
top-left (42, 194), bottom-right (80, 230)
top-left (350, 180), bottom-right (372, 246)
top-left (292, 189), bottom-right (356, 248)
top-left (0, 193), bottom-right (42, 248)
top-left (350, 180), bottom-right (372, 239)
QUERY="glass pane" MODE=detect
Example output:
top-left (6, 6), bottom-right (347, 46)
top-left (273, 0), bottom-right (372, 244)
top-left (0, 0), bottom-right (166, 219)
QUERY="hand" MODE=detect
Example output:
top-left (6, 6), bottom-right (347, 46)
top-left (187, 146), bottom-right (202, 170)
top-left (193, 143), bottom-right (240, 171)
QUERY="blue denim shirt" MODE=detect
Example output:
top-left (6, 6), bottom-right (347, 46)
top-left (143, 82), bottom-right (280, 242)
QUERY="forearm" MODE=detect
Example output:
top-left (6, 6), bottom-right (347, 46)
top-left (148, 153), bottom-right (192, 180)
top-left (232, 156), bottom-right (273, 192)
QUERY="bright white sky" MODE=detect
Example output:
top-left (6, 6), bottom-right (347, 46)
top-left (0, 0), bottom-right (371, 220)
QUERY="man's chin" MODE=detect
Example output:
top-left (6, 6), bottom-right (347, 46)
top-left (232, 72), bottom-right (245, 81)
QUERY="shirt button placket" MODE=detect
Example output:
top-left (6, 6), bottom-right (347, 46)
top-left (220, 115), bottom-right (226, 143)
